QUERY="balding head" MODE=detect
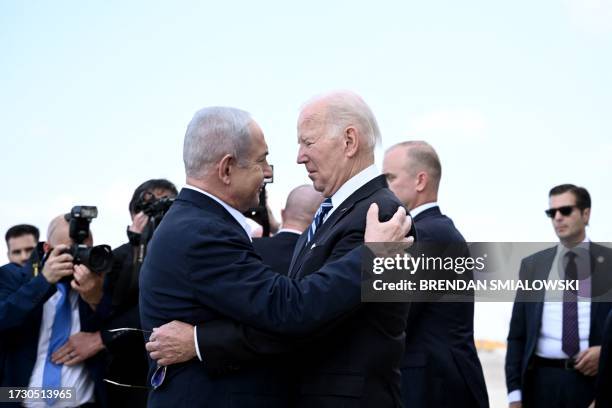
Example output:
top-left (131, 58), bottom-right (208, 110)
top-left (45, 214), bottom-right (93, 250)
top-left (281, 185), bottom-right (324, 233)
top-left (383, 141), bottom-right (441, 210)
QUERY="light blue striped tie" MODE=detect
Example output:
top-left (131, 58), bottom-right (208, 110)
top-left (307, 198), bottom-right (333, 243)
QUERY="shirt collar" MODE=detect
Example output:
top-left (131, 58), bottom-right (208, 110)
top-left (557, 235), bottom-right (590, 257)
top-left (409, 202), bottom-right (438, 218)
top-left (327, 164), bottom-right (379, 218)
top-left (184, 184), bottom-right (252, 241)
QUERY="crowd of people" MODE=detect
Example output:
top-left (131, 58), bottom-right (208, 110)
top-left (1, 91), bottom-right (611, 408)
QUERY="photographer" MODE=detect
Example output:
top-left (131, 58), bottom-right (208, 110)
top-left (0, 212), bottom-right (110, 408)
top-left (101, 179), bottom-right (177, 407)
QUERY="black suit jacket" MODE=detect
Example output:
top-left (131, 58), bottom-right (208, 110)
top-left (100, 243), bottom-right (150, 406)
top-left (138, 188), bottom-right (368, 408)
top-left (0, 262), bottom-right (108, 408)
top-left (196, 175), bottom-right (411, 408)
top-left (505, 243), bottom-right (612, 399)
top-left (596, 309), bottom-right (612, 407)
top-left (252, 231), bottom-right (301, 275)
top-left (401, 206), bottom-right (489, 408)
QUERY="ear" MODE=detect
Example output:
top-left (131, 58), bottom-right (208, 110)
top-left (343, 126), bottom-right (359, 158)
top-left (280, 208), bottom-right (287, 225)
top-left (582, 207), bottom-right (591, 226)
top-left (43, 242), bottom-right (51, 253)
top-left (218, 154), bottom-right (234, 185)
top-left (415, 171), bottom-right (428, 193)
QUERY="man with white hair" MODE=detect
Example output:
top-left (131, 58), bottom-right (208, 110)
top-left (139, 104), bottom-right (412, 407)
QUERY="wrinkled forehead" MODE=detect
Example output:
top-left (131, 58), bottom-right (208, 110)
top-left (298, 100), bottom-right (329, 127)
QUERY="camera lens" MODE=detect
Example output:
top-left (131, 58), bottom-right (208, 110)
top-left (88, 245), bottom-right (113, 273)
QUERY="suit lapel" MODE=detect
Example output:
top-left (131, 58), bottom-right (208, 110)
top-left (589, 242), bottom-right (609, 338)
top-left (288, 232), bottom-right (308, 278)
top-left (315, 175), bottom-right (388, 240)
top-left (288, 175), bottom-right (388, 279)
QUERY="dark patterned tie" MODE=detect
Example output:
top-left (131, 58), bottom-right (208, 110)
top-left (307, 198), bottom-right (333, 243)
top-left (562, 251), bottom-right (579, 358)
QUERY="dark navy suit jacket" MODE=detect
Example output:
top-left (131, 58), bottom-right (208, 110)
top-left (0, 262), bottom-right (108, 408)
top-left (595, 309), bottom-right (612, 407)
top-left (138, 188), bottom-right (366, 408)
top-left (401, 206), bottom-right (489, 408)
top-left (505, 243), bottom-right (612, 401)
top-left (252, 231), bottom-right (301, 275)
top-left (190, 176), bottom-right (412, 408)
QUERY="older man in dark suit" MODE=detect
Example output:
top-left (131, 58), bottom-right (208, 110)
top-left (139, 104), bottom-right (412, 407)
top-left (383, 141), bottom-right (489, 408)
top-left (505, 184), bottom-right (612, 408)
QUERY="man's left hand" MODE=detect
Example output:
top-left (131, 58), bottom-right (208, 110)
top-left (52, 331), bottom-right (104, 366)
top-left (146, 320), bottom-right (196, 366)
top-left (574, 346), bottom-right (601, 376)
top-left (71, 264), bottom-right (104, 309)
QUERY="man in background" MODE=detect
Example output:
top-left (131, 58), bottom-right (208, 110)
top-left (383, 140), bottom-right (488, 408)
top-left (102, 178), bottom-right (178, 407)
top-left (0, 214), bottom-right (107, 407)
top-left (506, 184), bottom-right (612, 408)
top-left (252, 184), bottom-right (322, 275)
top-left (4, 224), bottom-right (39, 267)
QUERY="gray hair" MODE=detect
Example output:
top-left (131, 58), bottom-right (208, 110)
top-left (303, 91), bottom-right (381, 149)
top-left (183, 107), bottom-right (253, 178)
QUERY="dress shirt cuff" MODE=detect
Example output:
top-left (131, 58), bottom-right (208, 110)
top-left (508, 389), bottom-right (522, 404)
top-left (194, 325), bottom-right (203, 362)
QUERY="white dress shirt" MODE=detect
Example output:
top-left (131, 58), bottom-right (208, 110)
top-left (25, 290), bottom-right (95, 407)
top-left (325, 164), bottom-right (379, 222)
top-left (508, 237), bottom-right (591, 404)
top-left (409, 202), bottom-right (438, 219)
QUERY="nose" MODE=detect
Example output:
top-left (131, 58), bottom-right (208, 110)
top-left (263, 162), bottom-right (273, 179)
top-left (297, 145), bottom-right (307, 164)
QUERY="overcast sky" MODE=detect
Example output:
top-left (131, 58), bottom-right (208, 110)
top-left (1, 0), bottom-right (611, 340)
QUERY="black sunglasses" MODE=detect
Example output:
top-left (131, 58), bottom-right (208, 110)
top-left (545, 205), bottom-right (578, 218)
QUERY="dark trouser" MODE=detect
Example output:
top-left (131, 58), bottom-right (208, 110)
top-left (523, 366), bottom-right (595, 408)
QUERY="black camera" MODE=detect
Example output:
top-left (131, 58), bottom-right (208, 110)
top-left (133, 191), bottom-right (175, 226)
top-left (63, 206), bottom-right (113, 274)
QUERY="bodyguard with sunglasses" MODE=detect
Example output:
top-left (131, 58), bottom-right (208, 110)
top-left (505, 184), bottom-right (612, 408)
